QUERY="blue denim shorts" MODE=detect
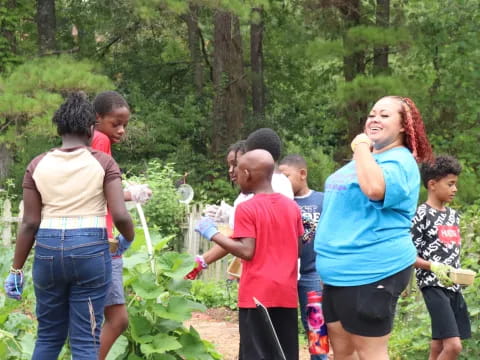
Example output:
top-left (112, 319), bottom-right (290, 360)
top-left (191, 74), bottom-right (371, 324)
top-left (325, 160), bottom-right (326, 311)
top-left (105, 257), bottom-right (125, 306)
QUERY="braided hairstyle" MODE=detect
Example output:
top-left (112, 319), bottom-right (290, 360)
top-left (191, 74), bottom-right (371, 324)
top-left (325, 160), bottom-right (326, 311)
top-left (386, 96), bottom-right (433, 163)
top-left (227, 140), bottom-right (246, 158)
top-left (93, 91), bottom-right (129, 116)
top-left (52, 92), bottom-right (95, 137)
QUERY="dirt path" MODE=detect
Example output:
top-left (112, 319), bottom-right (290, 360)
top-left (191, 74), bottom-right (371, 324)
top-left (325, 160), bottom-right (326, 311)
top-left (185, 308), bottom-right (311, 360)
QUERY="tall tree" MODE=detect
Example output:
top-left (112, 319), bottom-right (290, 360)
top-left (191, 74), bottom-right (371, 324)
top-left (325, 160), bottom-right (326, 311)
top-left (211, 10), bottom-right (247, 156)
top-left (373, 0), bottom-right (390, 75)
top-left (337, 0), bottom-right (367, 146)
top-left (250, 7), bottom-right (265, 120)
top-left (36, 0), bottom-right (56, 54)
top-left (183, 3), bottom-right (205, 96)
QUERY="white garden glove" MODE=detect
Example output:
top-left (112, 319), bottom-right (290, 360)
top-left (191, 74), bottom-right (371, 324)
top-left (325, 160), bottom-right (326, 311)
top-left (126, 184), bottom-right (152, 204)
top-left (203, 201), bottom-right (233, 223)
top-left (203, 204), bottom-right (220, 219)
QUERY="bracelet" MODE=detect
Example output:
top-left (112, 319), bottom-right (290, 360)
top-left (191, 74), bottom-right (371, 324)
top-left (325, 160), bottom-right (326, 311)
top-left (351, 134), bottom-right (373, 152)
top-left (10, 267), bottom-right (23, 275)
top-left (196, 255), bottom-right (208, 269)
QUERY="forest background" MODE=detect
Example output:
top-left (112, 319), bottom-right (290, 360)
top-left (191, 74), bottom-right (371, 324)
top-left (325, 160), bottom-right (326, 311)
top-left (0, 0), bottom-right (479, 359)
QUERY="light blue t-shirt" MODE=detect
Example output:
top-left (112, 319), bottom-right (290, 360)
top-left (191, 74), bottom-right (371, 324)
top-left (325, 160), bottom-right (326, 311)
top-left (314, 147), bottom-right (419, 286)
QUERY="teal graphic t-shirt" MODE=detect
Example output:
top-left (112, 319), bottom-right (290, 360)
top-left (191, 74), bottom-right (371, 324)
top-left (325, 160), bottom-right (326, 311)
top-left (314, 147), bottom-right (419, 286)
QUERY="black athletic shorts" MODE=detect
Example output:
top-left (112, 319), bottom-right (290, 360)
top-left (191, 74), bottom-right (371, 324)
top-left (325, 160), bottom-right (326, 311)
top-left (322, 266), bottom-right (413, 337)
top-left (421, 286), bottom-right (471, 340)
top-left (238, 307), bottom-right (298, 360)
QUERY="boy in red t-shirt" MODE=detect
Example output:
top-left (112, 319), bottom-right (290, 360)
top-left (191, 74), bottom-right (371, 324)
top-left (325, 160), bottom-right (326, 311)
top-left (92, 91), bottom-right (151, 360)
top-left (196, 149), bottom-right (303, 360)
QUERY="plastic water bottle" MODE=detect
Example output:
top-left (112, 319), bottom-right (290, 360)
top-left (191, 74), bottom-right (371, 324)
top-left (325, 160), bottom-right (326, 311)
top-left (306, 290), bottom-right (329, 355)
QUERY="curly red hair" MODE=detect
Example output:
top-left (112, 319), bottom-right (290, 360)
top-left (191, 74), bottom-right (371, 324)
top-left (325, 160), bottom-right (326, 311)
top-left (385, 96), bottom-right (433, 163)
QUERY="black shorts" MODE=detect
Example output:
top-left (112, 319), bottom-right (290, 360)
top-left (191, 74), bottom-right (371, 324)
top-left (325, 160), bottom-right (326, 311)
top-left (421, 286), bottom-right (471, 340)
top-left (322, 266), bottom-right (412, 337)
top-left (239, 307), bottom-right (298, 360)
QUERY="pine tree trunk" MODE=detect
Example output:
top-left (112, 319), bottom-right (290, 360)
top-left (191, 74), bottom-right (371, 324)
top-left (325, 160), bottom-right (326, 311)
top-left (2, 0), bottom-right (16, 51)
top-left (211, 11), bottom-right (247, 157)
top-left (251, 7), bottom-right (265, 120)
top-left (183, 3), bottom-right (204, 96)
top-left (36, 0), bottom-right (56, 55)
top-left (338, 0), bottom-right (367, 143)
top-left (0, 144), bottom-right (12, 181)
top-left (373, 0), bottom-right (390, 75)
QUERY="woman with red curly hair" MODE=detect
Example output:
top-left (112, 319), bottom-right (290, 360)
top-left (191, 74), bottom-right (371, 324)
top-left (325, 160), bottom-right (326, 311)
top-left (313, 96), bottom-right (432, 360)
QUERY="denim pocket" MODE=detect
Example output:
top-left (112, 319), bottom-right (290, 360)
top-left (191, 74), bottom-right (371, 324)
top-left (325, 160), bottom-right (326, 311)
top-left (71, 252), bottom-right (106, 288)
top-left (33, 255), bottom-right (55, 290)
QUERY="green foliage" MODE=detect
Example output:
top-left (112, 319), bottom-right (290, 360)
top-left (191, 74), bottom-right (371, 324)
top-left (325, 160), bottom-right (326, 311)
top-left (337, 75), bottom-right (412, 104)
top-left (345, 26), bottom-right (411, 55)
top-left (0, 0), bottom-right (34, 73)
top-left (189, 279), bottom-right (238, 310)
top-left (0, 56), bottom-right (114, 189)
top-left (125, 161), bottom-right (186, 242)
top-left (119, 234), bottom-right (222, 359)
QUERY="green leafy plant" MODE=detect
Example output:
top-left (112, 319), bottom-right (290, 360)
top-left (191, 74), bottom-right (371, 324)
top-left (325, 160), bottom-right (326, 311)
top-left (125, 160), bottom-right (187, 247)
top-left (113, 232), bottom-right (222, 359)
top-left (189, 280), bottom-right (238, 311)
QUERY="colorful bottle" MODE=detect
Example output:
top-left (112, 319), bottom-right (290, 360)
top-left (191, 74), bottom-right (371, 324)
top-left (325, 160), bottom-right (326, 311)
top-left (306, 290), bottom-right (329, 355)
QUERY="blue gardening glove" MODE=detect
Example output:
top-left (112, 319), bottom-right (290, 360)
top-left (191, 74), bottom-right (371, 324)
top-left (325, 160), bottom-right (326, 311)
top-left (112, 234), bottom-right (133, 257)
top-left (4, 269), bottom-right (24, 300)
top-left (195, 217), bottom-right (219, 241)
top-left (431, 262), bottom-right (454, 286)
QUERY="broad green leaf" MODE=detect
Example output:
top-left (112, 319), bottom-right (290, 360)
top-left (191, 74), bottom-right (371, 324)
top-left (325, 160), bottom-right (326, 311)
top-left (140, 334), bottom-right (181, 355)
top-left (106, 335), bottom-right (128, 360)
top-left (131, 272), bottom-right (163, 299)
top-left (157, 252), bottom-right (195, 279)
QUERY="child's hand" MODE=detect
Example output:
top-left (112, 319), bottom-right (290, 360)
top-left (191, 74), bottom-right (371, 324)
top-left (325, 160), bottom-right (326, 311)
top-left (111, 234), bottom-right (134, 257)
top-left (4, 269), bottom-right (24, 300)
top-left (430, 262), bottom-right (454, 286)
top-left (126, 184), bottom-right (152, 204)
top-left (195, 217), bottom-right (219, 241)
top-left (203, 205), bottom-right (220, 218)
top-left (184, 255), bottom-right (208, 280)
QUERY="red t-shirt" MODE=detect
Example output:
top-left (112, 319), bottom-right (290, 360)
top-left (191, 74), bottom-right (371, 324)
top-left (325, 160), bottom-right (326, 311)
top-left (91, 130), bottom-right (113, 239)
top-left (232, 193), bottom-right (304, 308)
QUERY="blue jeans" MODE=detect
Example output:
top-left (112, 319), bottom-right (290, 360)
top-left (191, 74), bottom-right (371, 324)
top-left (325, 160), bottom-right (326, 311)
top-left (298, 272), bottom-right (328, 360)
top-left (32, 228), bottom-right (111, 360)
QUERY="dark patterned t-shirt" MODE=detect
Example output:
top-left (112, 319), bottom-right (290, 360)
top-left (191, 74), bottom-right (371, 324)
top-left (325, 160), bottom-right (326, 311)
top-left (411, 203), bottom-right (461, 292)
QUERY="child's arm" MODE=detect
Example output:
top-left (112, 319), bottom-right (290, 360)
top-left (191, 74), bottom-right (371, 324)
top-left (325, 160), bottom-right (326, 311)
top-left (195, 217), bottom-right (255, 260)
top-left (414, 256), bottom-right (432, 270)
top-left (105, 178), bottom-right (134, 242)
top-left (210, 233), bottom-right (255, 261)
top-left (298, 236), bottom-right (302, 258)
top-left (12, 188), bottom-right (42, 269)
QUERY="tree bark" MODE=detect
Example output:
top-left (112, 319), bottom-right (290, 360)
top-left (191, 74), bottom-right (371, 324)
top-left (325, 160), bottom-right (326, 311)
top-left (250, 7), bottom-right (265, 120)
top-left (337, 0), bottom-right (367, 142)
top-left (0, 0), bottom-right (17, 72)
top-left (0, 144), bottom-right (12, 181)
top-left (373, 0), bottom-right (390, 75)
top-left (211, 11), bottom-right (247, 157)
top-left (183, 3), bottom-right (204, 96)
top-left (36, 0), bottom-right (56, 55)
